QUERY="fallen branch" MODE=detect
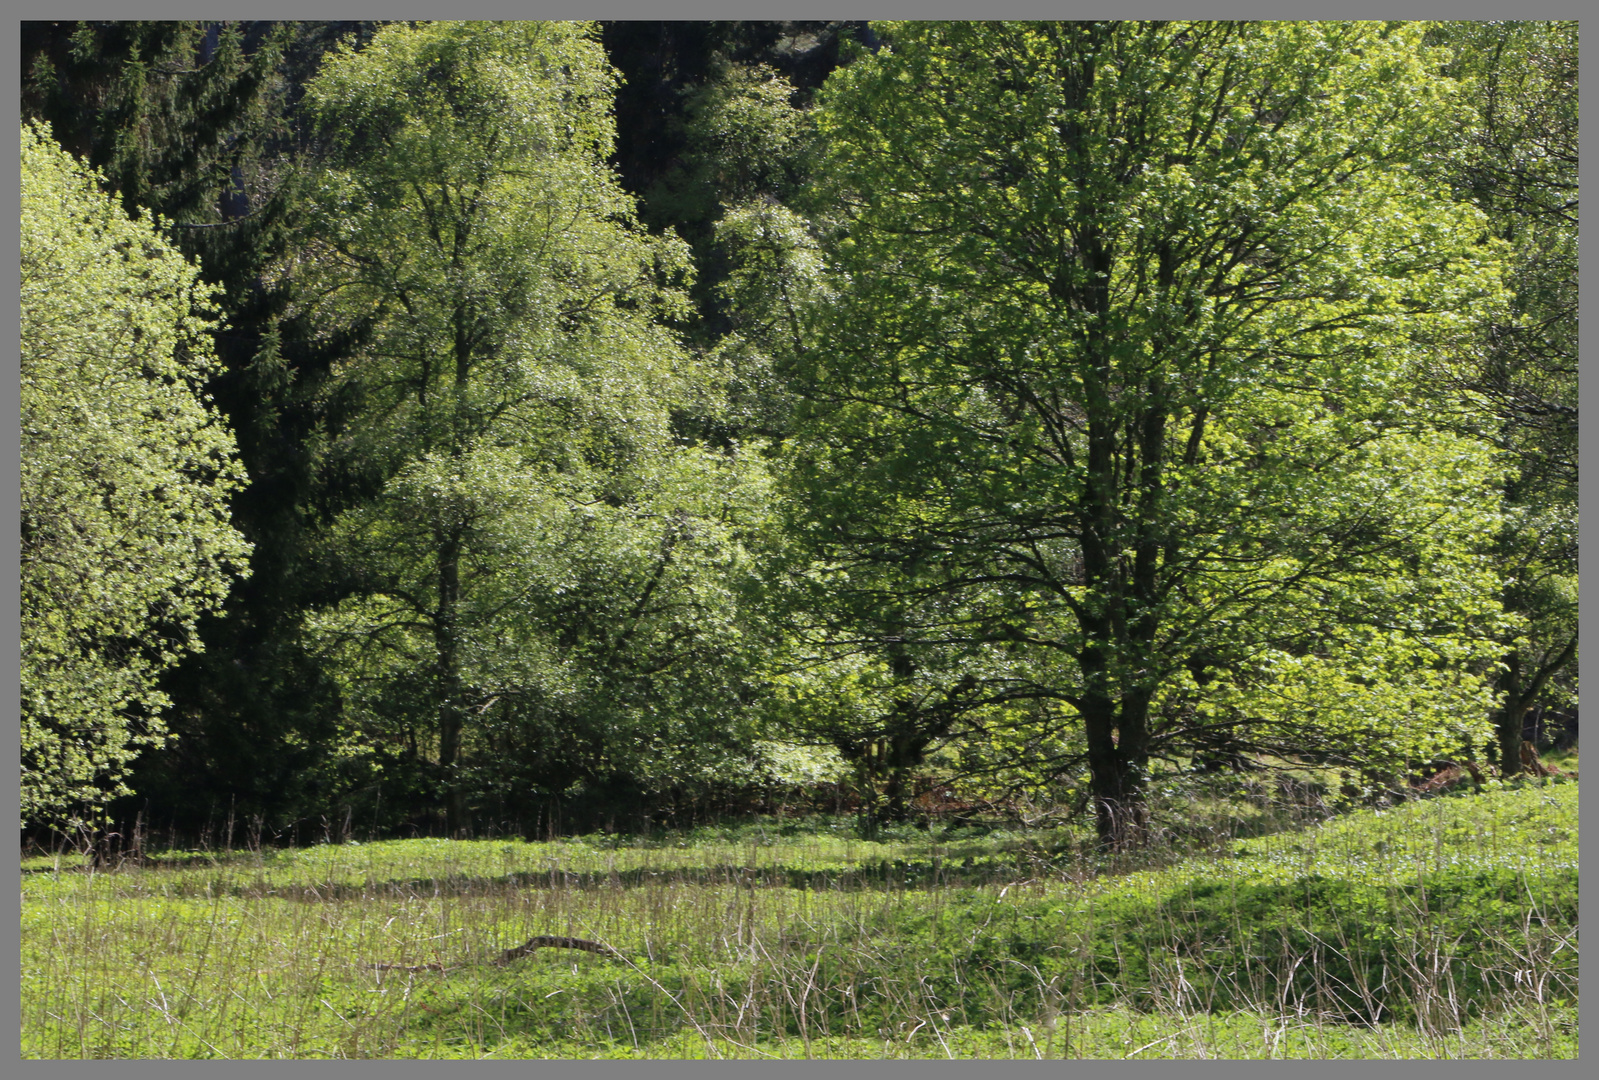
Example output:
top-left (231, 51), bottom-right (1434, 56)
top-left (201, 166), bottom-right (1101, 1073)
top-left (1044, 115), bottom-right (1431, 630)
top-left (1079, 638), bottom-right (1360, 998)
top-left (495, 935), bottom-right (623, 964)
top-left (372, 934), bottom-right (623, 975)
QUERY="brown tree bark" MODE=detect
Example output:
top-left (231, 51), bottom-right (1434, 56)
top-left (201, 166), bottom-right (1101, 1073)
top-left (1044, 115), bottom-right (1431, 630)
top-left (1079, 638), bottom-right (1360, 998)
top-left (436, 527), bottom-right (468, 837)
top-left (1496, 635), bottom-right (1576, 777)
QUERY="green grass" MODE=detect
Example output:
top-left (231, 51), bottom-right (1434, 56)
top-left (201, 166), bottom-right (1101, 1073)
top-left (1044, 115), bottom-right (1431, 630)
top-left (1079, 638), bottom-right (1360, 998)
top-left (20, 777), bottom-right (1576, 1058)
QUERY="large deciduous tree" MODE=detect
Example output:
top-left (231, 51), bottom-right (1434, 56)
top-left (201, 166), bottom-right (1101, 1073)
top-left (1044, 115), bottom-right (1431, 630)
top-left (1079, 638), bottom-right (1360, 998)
top-left (791, 21), bottom-right (1512, 846)
top-left (1430, 20), bottom-right (1578, 774)
top-left (20, 122), bottom-right (251, 831)
top-left (294, 22), bottom-right (768, 835)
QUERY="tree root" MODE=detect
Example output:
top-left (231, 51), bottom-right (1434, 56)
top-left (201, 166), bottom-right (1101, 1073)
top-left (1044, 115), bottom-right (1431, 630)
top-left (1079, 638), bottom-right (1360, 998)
top-left (1520, 740), bottom-right (1553, 777)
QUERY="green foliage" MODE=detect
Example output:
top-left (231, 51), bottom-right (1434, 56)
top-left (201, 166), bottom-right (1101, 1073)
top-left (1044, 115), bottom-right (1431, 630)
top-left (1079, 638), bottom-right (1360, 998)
top-left (1425, 21), bottom-right (1578, 770)
top-left (20, 122), bottom-right (251, 830)
top-left (602, 21), bottom-right (852, 355)
top-left (776, 22), bottom-right (1517, 839)
top-left (292, 22), bottom-right (776, 827)
top-left (21, 21), bottom-right (403, 838)
top-left (20, 19), bottom-right (1575, 847)
top-left (22, 21), bottom-right (291, 226)
top-left (685, 64), bottom-right (808, 199)
top-left (647, 61), bottom-right (810, 236)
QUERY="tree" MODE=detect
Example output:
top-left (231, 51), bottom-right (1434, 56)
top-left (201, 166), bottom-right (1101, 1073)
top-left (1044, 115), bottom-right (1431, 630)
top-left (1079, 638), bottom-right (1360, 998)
top-left (24, 20), bottom-right (403, 836)
top-left (601, 20), bottom-right (866, 246)
top-left (788, 22), bottom-right (1512, 846)
top-left (599, 22), bottom-right (850, 443)
top-left (1429, 21), bottom-right (1578, 774)
top-left (293, 22), bottom-right (770, 835)
top-left (20, 122), bottom-right (251, 831)
top-left (22, 21), bottom-right (289, 226)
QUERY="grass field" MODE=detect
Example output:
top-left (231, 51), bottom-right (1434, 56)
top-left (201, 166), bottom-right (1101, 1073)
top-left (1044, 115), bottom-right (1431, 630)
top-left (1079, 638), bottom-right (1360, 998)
top-left (20, 772), bottom-right (1577, 1058)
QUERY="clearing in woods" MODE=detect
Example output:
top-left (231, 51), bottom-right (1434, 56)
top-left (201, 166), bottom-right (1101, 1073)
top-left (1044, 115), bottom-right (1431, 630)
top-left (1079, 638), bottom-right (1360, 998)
top-left (20, 773), bottom-right (1578, 1058)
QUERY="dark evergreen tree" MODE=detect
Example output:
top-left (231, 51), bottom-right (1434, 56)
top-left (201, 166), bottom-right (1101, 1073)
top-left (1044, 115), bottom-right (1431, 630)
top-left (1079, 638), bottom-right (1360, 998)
top-left (23, 21), bottom-right (394, 837)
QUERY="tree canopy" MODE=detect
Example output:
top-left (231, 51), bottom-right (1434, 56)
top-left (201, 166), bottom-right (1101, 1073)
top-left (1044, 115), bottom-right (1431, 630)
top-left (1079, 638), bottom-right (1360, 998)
top-left (781, 21), bottom-right (1516, 844)
top-left (16, 20), bottom-right (1577, 845)
top-left (291, 21), bottom-right (775, 835)
top-left (1430, 21), bottom-right (1578, 775)
top-left (20, 121), bottom-right (251, 830)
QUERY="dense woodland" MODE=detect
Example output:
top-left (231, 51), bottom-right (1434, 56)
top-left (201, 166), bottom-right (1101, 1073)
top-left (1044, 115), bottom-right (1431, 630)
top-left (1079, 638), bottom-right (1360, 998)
top-left (21, 20), bottom-right (1577, 851)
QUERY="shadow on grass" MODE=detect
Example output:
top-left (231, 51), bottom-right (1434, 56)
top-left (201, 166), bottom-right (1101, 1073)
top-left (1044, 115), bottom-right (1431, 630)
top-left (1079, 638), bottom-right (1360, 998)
top-left (384, 864), bottom-right (1578, 1046)
top-left (89, 852), bottom-right (1109, 898)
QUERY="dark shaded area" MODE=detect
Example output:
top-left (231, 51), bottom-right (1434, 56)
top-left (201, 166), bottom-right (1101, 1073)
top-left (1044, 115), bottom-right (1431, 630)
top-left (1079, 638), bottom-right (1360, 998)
top-left (21, 19), bottom-right (866, 849)
top-left (601, 20), bottom-right (864, 346)
top-left (1525, 705), bottom-right (1578, 751)
top-left (602, 20), bottom-right (865, 218)
top-left (34, 851), bottom-right (1084, 899)
top-left (22, 21), bottom-right (392, 841)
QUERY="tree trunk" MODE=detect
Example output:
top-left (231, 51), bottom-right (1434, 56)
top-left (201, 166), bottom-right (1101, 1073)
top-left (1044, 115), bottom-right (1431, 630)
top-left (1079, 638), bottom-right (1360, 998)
top-left (1082, 688), bottom-right (1150, 850)
top-left (882, 731), bottom-right (923, 825)
top-left (1495, 649), bottom-right (1525, 777)
top-left (436, 528), bottom-right (468, 837)
top-left (1519, 740), bottom-right (1550, 777)
top-left (1496, 635), bottom-right (1577, 777)
top-left (1075, 409), bottom-right (1158, 850)
top-left (438, 304), bottom-right (474, 838)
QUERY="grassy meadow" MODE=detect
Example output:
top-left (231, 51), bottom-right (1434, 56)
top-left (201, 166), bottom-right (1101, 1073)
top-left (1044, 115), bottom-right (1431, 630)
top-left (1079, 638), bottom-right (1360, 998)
top-left (20, 767), bottom-right (1578, 1058)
